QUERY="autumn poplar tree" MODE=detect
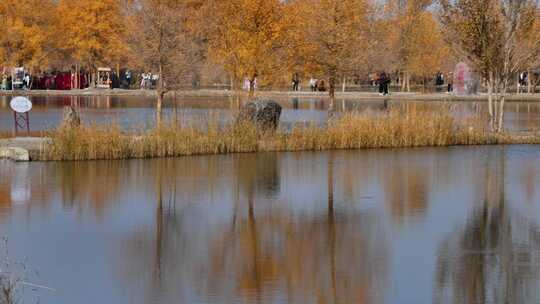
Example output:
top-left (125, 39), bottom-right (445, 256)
top-left (206, 0), bottom-right (289, 97)
top-left (402, 11), bottom-right (448, 87)
top-left (383, 0), bottom-right (448, 91)
top-left (130, 0), bottom-right (197, 125)
top-left (440, 0), bottom-right (540, 131)
top-left (288, 0), bottom-right (371, 103)
top-left (57, 0), bottom-right (128, 85)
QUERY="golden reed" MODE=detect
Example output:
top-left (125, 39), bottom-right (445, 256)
top-left (40, 107), bottom-right (540, 161)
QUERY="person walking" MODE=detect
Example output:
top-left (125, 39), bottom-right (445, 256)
top-left (447, 72), bottom-right (454, 93)
top-left (243, 77), bottom-right (250, 91)
top-left (309, 77), bottom-right (317, 92)
top-left (378, 72), bottom-right (390, 96)
top-left (23, 74), bottom-right (31, 90)
top-left (435, 71), bottom-right (444, 92)
top-left (140, 73), bottom-right (146, 89)
top-left (292, 73), bottom-right (300, 91)
top-left (519, 71), bottom-right (528, 93)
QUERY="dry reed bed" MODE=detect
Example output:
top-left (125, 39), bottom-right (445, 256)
top-left (40, 108), bottom-right (539, 161)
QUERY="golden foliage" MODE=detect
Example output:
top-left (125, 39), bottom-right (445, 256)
top-left (0, 0), bottom-right (536, 89)
top-left (130, 0), bottom-right (196, 87)
top-left (0, 0), bottom-right (57, 70)
top-left (206, 0), bottom-right (290, 89)
top-left (403, 12), bottom-right (449, 78)
top-left (56, 0), bottom-right (128, 68)
top-left (288, 0), bottom-right (372, 94)
top-left (386, 0), bottom-right (449, 79)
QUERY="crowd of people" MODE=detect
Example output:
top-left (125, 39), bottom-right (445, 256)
top-left (140, 73), bottom-right (159, 90)
top-left (0, 69), bottom-right (140, 91)
top-left (308, 78), bottom-right (327, 92)
top-left (0, 69), bottom-right (166, 91)
top-left (0, 68), bottom-right (536, 94)
top-left (285, 71), bottom-right (456, 96)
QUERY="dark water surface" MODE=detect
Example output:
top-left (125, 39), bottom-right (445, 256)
top-left (2, 95), bottom-right (540, 132)
top-left (1, 145), bottom-right (540, 303)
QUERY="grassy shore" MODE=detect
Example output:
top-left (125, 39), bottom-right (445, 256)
top-left (38, 106), bottom-right (540, 161)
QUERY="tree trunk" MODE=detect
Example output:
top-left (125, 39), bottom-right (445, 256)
top-left (405, 72), bottom-right (411, 92)
top-left (342, 76), bottom-right (346, 92)
top-left (248, 72), bottom-right (257, 98)
top-left (329, 70), bottom-right (336, 109)
top-left (156, 63), bottom-right (165, 126)
top-left (497, 95), bottom-right (505, 132)
top-left (497, 84), bottom-right (507, 132)
top-left (156, 90), bottom-right (164, 126)
top-left (487, 72), bottom-right (494, 131)
top-left (91, 70), bottom-right (96, 88)
top-left (494, 80), bottom-right (500, 129)
top-left (329, 82), bottom-right (335, 109)
top-left (249, 79), bottom-right (255, 98)
top-left (27, 68), bottom-right (33, 90)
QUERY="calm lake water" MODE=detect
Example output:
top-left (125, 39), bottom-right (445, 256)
top-left (1, 145), bottom-right (540, 303)
top-left (1, 95), bottom-right (540, 131)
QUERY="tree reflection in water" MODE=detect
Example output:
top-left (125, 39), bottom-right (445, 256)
top-left (434, 147), bottom-right (540, 304)
top-left (9, 147), bottom-right (540, 303)
top-left (117, 152), bottom-right (389, 304)
top-left (205, 152), bottom-right (388, 304)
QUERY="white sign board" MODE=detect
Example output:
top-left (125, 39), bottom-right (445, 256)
top-left (10, 96), bottom-right (32, 113)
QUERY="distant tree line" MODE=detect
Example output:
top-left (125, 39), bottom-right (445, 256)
top-left (1, 0), bottom-right (539, 126)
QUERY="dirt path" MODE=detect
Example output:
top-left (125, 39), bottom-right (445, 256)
top-left (1, 89), bottom-right (540, 101)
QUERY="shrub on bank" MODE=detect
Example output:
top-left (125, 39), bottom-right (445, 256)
top-left (45, 124), bottom-right (131, 160)
top-left (40, 107), bottom-right (536, 161)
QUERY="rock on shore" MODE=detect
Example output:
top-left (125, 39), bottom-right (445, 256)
top-left (0, 147), bottom-right (30, 162)
top-left (0, 137), bottom-right (48, 161)
top-left (238, 99), bottom-right (282, 130)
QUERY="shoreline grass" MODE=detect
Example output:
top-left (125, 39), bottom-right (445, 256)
top-left (0, 131), bottom-right (9, 139)
top-left (39, 107), bottom-right (540, 161)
